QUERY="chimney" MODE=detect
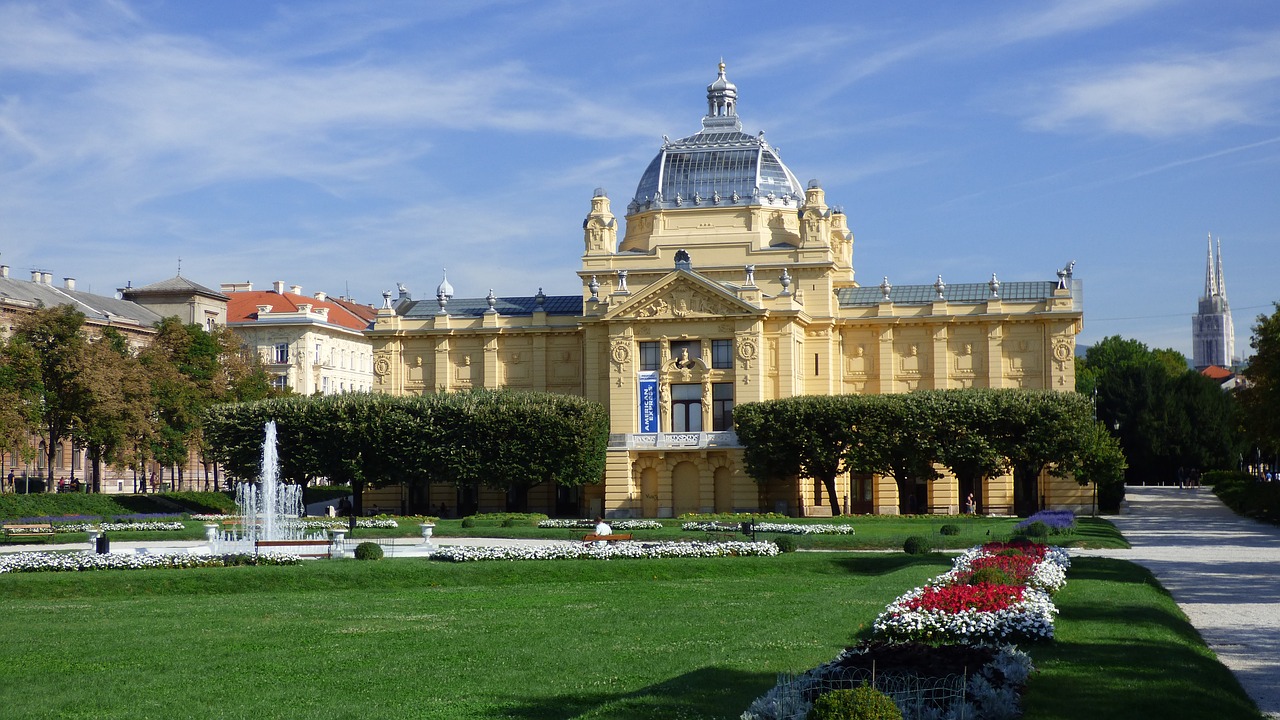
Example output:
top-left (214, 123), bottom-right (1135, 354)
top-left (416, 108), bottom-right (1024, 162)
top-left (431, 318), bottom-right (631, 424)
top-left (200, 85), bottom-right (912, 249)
top-left (0, 265), bottom-right (8, 278)
top-left (273, 280), bottom-right (285, 294)
top-left (64, 278), bottom-right (76, 291)
top-left (44, 272), bottom-right (53, 284)
top-left (290, 285), bottom-right (302, 295)
top-left (31, 271), bottom-right (41, 283)
top-left (313, 291), bottom-right (327, 302)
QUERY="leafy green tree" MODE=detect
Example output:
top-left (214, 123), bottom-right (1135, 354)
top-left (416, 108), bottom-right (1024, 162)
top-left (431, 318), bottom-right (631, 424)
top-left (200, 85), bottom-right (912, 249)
top-left (735, 396), bottom-right (858, 516)
top-left (986, 390), bottom-right (1098, 516)
top-left (72, 332), bottom-right (153, 492)
top-left (845, 394), bottom-right (941, 514)
top-left (8, 305), bottom-right (91, 487)
top-left (1240, 304), bottom-right (1280, 461)
top-left (0, 334), bottom-right (42, 474)
top-left (919, 389), bottom-right (1008, 514)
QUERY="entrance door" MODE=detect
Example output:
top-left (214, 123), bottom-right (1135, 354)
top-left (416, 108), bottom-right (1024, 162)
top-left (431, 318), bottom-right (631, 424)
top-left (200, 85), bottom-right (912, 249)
top-left (672, 462), bottom-right (701, 516)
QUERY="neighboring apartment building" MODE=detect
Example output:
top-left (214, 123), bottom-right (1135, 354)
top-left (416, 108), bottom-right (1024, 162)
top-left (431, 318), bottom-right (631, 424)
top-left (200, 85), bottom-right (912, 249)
top-left (0, 267), bottom-right (168, 489)
top-left (366, 64), bottom-right (1086, 518)
top-left (223, 281), bottom-right (376, 395)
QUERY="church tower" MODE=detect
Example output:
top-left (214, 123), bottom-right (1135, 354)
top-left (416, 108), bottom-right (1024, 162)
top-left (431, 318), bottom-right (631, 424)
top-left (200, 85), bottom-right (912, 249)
top-left (1192, 234), bottom-right (1235, 368)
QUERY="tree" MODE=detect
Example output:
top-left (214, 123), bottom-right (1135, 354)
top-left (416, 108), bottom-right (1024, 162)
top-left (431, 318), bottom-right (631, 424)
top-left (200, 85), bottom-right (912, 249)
top-left (987, 390), bottom-right (1097, 516)
top-left (1241, 304), bottom-right (1280, 463)
top-left (845, 394), bottom-right (941, 514)
top-left (735, 396), bottom-right (858, 516)
top-left (920, 390), bottom-right (1008, 514)
top-left (72, 332), bottom-right (153, 492)
top-left (0, 335), bottom-right (42, 475)
top-left (8, 305), bottom-right (91, 487)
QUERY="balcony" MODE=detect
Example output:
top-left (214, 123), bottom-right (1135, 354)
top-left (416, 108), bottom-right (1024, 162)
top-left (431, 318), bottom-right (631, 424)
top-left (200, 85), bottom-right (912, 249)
top-left (609, 431), bottom-right (740, 450)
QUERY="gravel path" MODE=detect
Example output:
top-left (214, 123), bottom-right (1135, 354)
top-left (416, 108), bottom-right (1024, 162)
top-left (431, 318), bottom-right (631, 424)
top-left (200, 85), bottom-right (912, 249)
top-left (1074, 485), bottom-right (1280, 718)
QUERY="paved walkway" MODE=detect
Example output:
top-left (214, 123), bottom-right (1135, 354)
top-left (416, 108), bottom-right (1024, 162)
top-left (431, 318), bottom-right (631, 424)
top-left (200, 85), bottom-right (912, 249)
top-left (1075, 485), bottom-right (1280, 718)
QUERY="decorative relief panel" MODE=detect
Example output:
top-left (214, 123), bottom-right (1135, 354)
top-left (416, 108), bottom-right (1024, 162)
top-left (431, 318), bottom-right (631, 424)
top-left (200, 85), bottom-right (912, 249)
top-left (632, 285), bottom-right (744, 320)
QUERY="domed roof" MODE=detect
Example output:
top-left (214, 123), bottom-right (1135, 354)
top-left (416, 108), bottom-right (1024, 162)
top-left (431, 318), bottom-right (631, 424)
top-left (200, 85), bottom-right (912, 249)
top-left (628, 63), bottom-right (803, 216)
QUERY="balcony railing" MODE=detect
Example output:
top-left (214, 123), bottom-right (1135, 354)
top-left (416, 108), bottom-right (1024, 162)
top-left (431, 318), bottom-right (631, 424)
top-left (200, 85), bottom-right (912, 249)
top-left (609, 431), bottom-right (740, 450)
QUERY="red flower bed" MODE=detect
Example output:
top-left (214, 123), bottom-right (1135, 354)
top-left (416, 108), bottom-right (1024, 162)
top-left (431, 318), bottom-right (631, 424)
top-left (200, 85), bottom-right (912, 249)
top-left (967, 553), bottom-right (1040, 582)
top-left (904, 583), bottom-right (1026, 614)
top-left (981, 540), bottom-right (1049, 558)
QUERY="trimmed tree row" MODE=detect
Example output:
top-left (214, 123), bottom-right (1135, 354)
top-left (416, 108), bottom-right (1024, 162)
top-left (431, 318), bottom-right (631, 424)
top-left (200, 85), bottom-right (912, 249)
top-left (203, 389), bottom-right (609, 515)
top-left (734, 389), bottom-right (1126, 517)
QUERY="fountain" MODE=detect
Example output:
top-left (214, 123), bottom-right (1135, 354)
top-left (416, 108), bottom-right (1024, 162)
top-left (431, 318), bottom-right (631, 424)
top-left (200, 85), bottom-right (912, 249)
top-left (222, 421), bottom-right (308, 551)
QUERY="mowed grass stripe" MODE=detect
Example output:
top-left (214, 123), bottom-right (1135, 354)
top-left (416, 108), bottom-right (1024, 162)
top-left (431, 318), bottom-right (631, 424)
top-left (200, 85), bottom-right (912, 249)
top-left (0, 552), bottom-right (1260, 719)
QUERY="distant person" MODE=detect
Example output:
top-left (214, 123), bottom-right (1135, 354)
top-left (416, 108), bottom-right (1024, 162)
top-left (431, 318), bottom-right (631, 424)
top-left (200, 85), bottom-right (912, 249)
top-left (593, 516), bottom-right (612, 546)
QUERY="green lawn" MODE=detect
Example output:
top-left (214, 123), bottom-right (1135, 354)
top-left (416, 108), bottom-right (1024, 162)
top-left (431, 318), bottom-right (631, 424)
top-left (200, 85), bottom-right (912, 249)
top-left (0, 551), bottom-right (1257, 719)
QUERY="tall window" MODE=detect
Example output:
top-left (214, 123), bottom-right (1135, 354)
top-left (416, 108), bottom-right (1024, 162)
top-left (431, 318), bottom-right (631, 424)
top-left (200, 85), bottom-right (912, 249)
top-left (711, 339), bottom-right (733, 369)
top-left (671, 384), bottom-right (702, 432)
top-left (315, 343), bottom-right (322, 365)
top-left (711, 383), bottom-right (734, 431)
top-left (271, 375), bottom-right (289, 391)
top-left (639, 341), bottom-right (660, 371)
top-left (273, 343), bottom-right (288, 364)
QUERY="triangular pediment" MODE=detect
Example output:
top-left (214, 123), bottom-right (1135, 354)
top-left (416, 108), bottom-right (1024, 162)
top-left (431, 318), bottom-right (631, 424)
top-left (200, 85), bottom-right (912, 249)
top-left (602, 269), bottom-right (763, 321)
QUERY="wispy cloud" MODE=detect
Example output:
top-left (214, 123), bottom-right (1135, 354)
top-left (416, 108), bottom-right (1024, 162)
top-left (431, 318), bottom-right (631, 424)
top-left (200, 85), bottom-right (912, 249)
top-left (1025, 32), bottom-right (1280, 137)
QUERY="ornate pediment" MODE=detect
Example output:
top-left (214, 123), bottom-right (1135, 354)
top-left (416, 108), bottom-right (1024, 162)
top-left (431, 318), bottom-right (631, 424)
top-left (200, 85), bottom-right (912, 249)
top-left (603, 271), bottom-right (762, 322)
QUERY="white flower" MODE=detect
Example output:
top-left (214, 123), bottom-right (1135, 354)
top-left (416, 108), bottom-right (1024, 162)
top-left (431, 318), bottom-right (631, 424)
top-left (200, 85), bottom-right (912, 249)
top-left (429, 540), bottom-right (779, 562)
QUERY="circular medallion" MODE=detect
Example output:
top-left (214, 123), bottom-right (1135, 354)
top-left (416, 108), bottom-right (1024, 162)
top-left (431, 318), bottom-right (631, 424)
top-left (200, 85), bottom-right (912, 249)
top-left (611, 342), bottom-right (631, 365)
top-left (373, 356), bottom-right (391, 377)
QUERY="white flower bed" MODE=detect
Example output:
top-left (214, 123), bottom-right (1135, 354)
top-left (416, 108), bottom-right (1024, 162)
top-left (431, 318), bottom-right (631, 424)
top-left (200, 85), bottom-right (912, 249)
top-left (0, 551), bottom-right (303, 574)
top-left (681, 521), bottom-right (743, 532)
top-left (299, 518), bottom-right (399, 529)
top-left (191, 514), bottom-right (233, 521)
top-left (430, 540), bottom-right (779, 562)
top-left (682, 521), bottom-right (855, 535)
top-left (871, 587), bottom-right (1058, 643)
top-left (55, 522), bottom-right (188, 533)
top-left (537, 519), bottom-right (664, 530)
top-left (754, 522), bottom-right (855, 535)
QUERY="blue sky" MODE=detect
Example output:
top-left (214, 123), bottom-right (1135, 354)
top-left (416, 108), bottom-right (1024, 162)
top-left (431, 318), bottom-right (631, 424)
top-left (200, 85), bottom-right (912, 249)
top-left (1, 1), bottom-right (1277, 360)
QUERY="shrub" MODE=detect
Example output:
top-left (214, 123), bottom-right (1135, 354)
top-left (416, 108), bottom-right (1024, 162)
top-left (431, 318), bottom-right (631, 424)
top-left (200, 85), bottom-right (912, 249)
top-left (902, 536), bottom-right (932, 555)
top-left (461, 517), bottom-right (476, 528)
top-left (354, 542), bottom-right (384, 560)
top-left (966, 566), bottom-right (1016, 586)
top-left (1023, 521), bottom-right (1050, 539)
top-left (939, 524), bottom-right (960, 536)
top-left (772, 536), bottom-right (797, 553)
top-left (500, 517), bottom-right (522, 528)
top-left (807, 685), bottom-right (902, 720)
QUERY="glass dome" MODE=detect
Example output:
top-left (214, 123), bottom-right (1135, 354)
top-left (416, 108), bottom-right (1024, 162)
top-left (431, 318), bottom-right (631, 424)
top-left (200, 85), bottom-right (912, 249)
top-left (628, 64), bottom-right (803, 215)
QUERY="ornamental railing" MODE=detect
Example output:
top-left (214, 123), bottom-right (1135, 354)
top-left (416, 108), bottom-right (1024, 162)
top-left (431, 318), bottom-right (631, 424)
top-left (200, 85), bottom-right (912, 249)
top-left (609, 431), bottom-right (740, 450)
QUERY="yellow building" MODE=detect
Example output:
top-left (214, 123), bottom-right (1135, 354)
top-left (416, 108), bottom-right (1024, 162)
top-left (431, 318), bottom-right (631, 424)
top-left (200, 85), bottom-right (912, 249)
top-left (367, 64), bottom-right (1086, 518)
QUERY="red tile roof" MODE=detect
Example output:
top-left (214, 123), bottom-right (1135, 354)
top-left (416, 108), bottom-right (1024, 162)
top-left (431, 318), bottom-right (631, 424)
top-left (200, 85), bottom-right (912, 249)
top-left (225, 290), bottom-right (371, 332)
top-left (1201, 365), bottom-right (1234, 381)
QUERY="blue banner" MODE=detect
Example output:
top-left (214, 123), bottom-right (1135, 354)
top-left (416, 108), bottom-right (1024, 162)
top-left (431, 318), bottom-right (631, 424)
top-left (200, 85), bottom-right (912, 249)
top-left (638, 371), bottom-right (659, 433)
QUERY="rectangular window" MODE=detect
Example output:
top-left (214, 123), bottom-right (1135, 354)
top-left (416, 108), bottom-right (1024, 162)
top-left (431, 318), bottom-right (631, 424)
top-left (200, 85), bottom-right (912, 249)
top-left (711, 383), bottom-right (735, 431)
top-left (271, 375), bottom-right (289, 391)
top-left (315, 343), bottom-right (322, 365)
top-left (711, 339), bottom-right (733, 369)
top-left (639, 341), bottom-right (660, 371)
top-left (274, 343), bottom-right (288, 364)
top-left (671, 383), bottom-right (703, 432)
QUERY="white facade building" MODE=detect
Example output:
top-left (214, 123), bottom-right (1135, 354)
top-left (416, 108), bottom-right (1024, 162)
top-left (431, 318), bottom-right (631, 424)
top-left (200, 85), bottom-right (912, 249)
top-left (223, 281), bottom-right (377, 395)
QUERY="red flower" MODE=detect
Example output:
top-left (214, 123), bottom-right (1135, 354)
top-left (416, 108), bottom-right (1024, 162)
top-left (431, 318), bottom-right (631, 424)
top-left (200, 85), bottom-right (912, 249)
top-left (905, 583), bottom-right (1025, 613)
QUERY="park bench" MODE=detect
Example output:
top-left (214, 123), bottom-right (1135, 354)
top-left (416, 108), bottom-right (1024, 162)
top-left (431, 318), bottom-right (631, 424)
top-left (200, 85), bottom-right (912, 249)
top-left (254, 539), bottom-right (333, 558)
top-left (3, 523), bottom-right (55, 542)
top-left (582, 533), bottom-right (633, 544)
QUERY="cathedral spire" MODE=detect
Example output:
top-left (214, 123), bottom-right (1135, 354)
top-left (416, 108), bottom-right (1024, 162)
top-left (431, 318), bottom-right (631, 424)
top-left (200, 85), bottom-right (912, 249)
top-left (1215, 235), bottom-right (1227, 299)
top-left (1204, 232), bottom-right (1216, 298)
